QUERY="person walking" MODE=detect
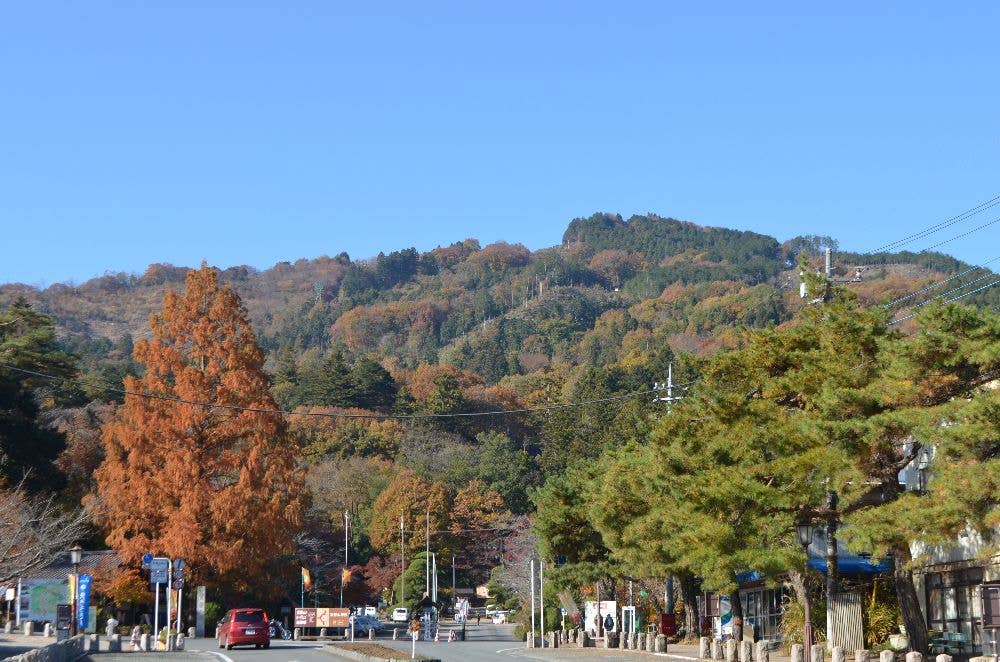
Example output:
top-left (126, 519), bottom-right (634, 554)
top-left (476, 611), bottom-right (481, 627)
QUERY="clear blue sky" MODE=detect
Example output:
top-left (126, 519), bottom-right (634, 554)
top-left (2, 2), bottom-right (998, 285)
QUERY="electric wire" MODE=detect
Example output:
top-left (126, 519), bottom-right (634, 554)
top-left (889, 279), bottom-right (1000, 325)
top-left (884, 256), bottom-right (1000, 308)
top-left (890, 271), bottom-right (998, 315)
top-left (0, 363), bottom-right (696, 420)
top-left (917, 215), bottom-right (1000, 253)
top-left (864, 194), bottom-right (1000, 254)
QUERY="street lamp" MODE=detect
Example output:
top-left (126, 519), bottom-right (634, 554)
top-left (69, 545), bottom-right (83, 636)
top-left (795, 525), bottom-right (813, 662)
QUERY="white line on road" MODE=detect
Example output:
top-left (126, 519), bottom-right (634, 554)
top-left (203, 652), bottom-right (235, 662)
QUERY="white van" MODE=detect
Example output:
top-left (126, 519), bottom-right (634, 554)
top-left (363, 606), bottom-right (378, 617)
top-left (391, 607), bottom-right (409, 622)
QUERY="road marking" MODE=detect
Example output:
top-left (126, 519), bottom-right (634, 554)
top-left (203, 652), bottom-right (235, 662)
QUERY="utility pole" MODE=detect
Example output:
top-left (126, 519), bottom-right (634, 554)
top-left (539, 559), bottom-right (545, 646)
top-left (425, 509), bottom-right (430, 597)
top-left (341, 510), bottom-right (349, 608)
top-left (654, 363), bottom-right (683, 410)
top-left (399, 513), bottom-right (406, 607)
top-left (530, 560), bottom-right (536, 646)
top-left (826, 489), bottom-right (839, 649)
top-left (451, 555), bottom-right (456, 605)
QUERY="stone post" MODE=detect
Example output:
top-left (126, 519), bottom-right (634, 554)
top-left (580, 630), bottom-right (590, 648)
top-left (188, 626), bottom-right (196, 639)
top-left (812, 644), bottom-right (826, 662)
top-left (905, 653), bottom-right (922, 662)
top-left (620, 630), bottom-right (628, 648)
top-left (139, 633), bottom-right (150, 651)
top-left (726, 638), bottom-right (738, 662)
top-left (294, 627), bottom-right (301, 640)
top-left (755, 640), bottom-right (770, 662)
top-left (713, 637), bottom-right (725, 660)
top-left (88, 634), bottom-right (100, 652)
top-left (630, 632), bottom-right (638, 650)
top-left (790, 644), bottom-right (804, 662)
top-left (856, 650), bottom-right (870, 662)
top-left (43, 623), bottom-right (53, 637)
top-left (648, 632), bottom-right (656, 652)
top-left (879, 651), bottom-right (894, 662)
top-left (175, 633), bottom-right (185, 650)
top-left (700, 636), bottom-right (711, 658)
top-left (369, 628), bottom-right (375, 640)
top-left (108, 634), bottom-right (121, 652)
top-left (656, 634), bottom-right (668, 653)
top-left (319, 627), bottom-right (328, 638)
top-left (22, 621), bottom-right (33, 636)
top-left (639, 632), bottom-right (647, 650)
top-left (833, 646), bottom-right (845, 662)
top-left (935, 656), bottom-right (952, 662)
top-left (740, 640), bottom-right (753, 662)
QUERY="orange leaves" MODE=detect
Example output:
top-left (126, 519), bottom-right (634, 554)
top-left (369, 467), bottom-right (448, 556)
top-left (94, 265), bottom-right (303, 591)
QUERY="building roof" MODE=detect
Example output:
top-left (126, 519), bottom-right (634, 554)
top-left (0, 550), bottom-right (122, 591)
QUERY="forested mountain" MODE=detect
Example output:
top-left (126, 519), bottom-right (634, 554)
top-left (3, 211), bottom-right (998, 610)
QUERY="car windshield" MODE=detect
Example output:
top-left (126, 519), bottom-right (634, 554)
top-left (234, 611), bottom-right (265, 623)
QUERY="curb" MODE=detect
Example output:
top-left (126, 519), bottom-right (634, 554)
top-left (323, 643), bottom-right (441, 662)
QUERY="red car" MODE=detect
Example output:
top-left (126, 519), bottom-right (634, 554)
top-left (217, 608), bottom-right (270, 650)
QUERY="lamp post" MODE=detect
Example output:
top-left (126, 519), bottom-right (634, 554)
top-left (796, 524), bottom-right (813, 662)
top-left (69, 545), bottom-right (83, 636)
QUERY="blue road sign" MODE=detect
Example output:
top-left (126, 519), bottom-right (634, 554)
top-left (141, 553), bottom-right (153, 568)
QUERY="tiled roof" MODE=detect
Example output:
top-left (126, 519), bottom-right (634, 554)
top-left (0, 550), bottom-right (122, 590)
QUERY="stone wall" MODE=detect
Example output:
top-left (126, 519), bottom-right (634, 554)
top-left (6, 635), bottom-right (86, 662)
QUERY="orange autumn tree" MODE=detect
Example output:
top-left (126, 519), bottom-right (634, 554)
top-left (93, 265), bottom-right (303, 588)
top-left (369, 467), bottom-right (448, 557)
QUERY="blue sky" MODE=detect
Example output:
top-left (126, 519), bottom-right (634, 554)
top-left (1, 2), bottom-right (998, 285)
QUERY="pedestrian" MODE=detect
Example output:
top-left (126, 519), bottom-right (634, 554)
top-left (604, 613), bottom-right (614, 633)
top-left (130, 625), bottom-right (141, 651)
top-left (476, 612), bottom-right (481, 627)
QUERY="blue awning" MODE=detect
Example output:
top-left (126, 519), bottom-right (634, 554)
top-left (808, 554), bottom-right (891, 574)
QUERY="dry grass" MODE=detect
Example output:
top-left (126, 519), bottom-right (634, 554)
top-left (332, 641), bottom-right (433, 660)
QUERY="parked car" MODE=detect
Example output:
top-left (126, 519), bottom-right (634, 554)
top-left (492, 611), bottom-right (508, 624)
top-left (391, 607), bottom-right (409, 622)
top-left (363, 606), bottom-right (378, 617)
top-left (353, 615), bottom-right (383, 636)
top-left (218, 608), bottom-right (269, 650)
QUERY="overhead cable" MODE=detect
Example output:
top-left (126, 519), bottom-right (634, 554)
top-left (0, 363), bottom-right (695, 420)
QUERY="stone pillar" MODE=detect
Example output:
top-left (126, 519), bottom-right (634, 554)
top-left (726, 638), bottom-right (738, 662)
top-left (656, 634), bottom-right (668, 653)
top-left (108, 634), bottom-right (121, 652)
top-left (88, 634), bottom-right (100, 652)
top-left (139, 633), bottom-right (150, 651)
top-left (756, 640), bottom-right (770, 662)
top-left (188, 626), bottom-right (196, 639)
top-left (833, 646), bottom-right (846, 662)
top-left (700, 636), bottom-right (711, 658)
top-left (713, 638), bottom-right (725, 660)
top-left (369, 628), bottom-right (375, 640)
top-left (791, 644), bottom-right (804, 662)
top-left (856, 650), bottom-right (870, 662)
top-left (175, 634), bottom-right (185, 650)
top-left (294, 627), bottom-right (301, 640)
top-left (648, 632), bottom-right (656, 652)
top-left (3, 621), bottom-right (11, 634)
top-left (905, 653), bottom-right (922, 662)
top-left (43, 623), bottom-right (53, 637)
top-left (620, 630), bottom-right (628, 648)
top-left (936, 656), bottom-right (952, 662)
top-left (639, 632), bottom-right (647, 650)
top-left (580, 630), bottom-right (590, 648)
top-left (630, 632), bottom-right (638, 650)
top-left (812, 644), bottom-right (826, 662)
top-left (319, 627), bottom-right (328, 638)
top-left (22, 621), bottom-right (33, 636)
top-left (879, 651), bottom-right (894, 662)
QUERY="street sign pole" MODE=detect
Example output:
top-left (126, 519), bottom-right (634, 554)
top-left (166, 561), bottom-right (172, 650)
top-left (153, 582), bottom-right (159, 646)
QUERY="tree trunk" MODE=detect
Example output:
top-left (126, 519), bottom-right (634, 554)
top-left (730, 588), bottom-right (744, 642)
top-left (892, 544), bottom-right (927, 653)
top-left (681, 573), bottom-right (700, 636)
top-left (787, 570), bottom-right (808, 609)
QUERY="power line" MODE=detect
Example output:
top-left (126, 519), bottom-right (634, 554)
top-left (865, 194), bottom-right (1000, 255)
top-left (889, 279), bottom-right (1000, 325)
top-left (0, 363), bottom-right (667, 420)
top-left (884, 256), bottom-right (1000, 308)
top-left (918, 215), bottom-right (1000, 253)
top-left (890, 271), bottom-right (998, 316)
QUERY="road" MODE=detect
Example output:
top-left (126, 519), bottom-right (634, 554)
top-left (175, 624), bottom-right (678, 662)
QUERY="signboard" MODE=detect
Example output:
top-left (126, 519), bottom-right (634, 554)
top-left (76, 575), bottom-right (93, 632)
top-left (982, 583), bottom-right (1000, 629)
top-left (141, 553), bottom-right (153, 569)
top-left (294, 607), bottom-right (349, 628)
top-left (19, 579), bottom-right (66, 624)
top-left (660, 613), bottom-right (677, 637)
top-left (56, 603), bottom-right (72, 630)
top-left (583, 600), bottom-right (617, 633)
top-left (149, 557), bottom-right (169, 585)
top-left (196, 586), bottom-right (206, 637)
